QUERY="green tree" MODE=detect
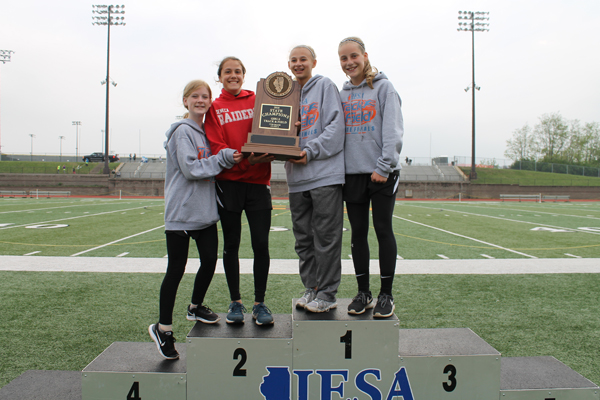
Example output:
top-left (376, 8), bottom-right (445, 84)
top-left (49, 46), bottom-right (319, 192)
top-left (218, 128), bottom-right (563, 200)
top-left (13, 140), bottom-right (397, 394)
top-left (504, 124), bottom-right (536, 161)
top-left (533, 112), bottom-right (569, 162)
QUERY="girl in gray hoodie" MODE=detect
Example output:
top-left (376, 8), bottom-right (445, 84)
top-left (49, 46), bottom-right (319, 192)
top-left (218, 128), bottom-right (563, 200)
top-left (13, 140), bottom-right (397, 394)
top-left (149, 80), bottom-right (241, 360)
top-left (338, 37), bottom-right (404, 319)
top-left (286, 45), bottom-right (345, 313)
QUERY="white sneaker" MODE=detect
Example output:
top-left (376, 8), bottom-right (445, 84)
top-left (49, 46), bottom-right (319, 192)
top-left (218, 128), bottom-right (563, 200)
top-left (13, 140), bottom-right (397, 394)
top-left (305, 298), bottom-right (337, 313)
top-left (296, 288), bottom-right (317, 309)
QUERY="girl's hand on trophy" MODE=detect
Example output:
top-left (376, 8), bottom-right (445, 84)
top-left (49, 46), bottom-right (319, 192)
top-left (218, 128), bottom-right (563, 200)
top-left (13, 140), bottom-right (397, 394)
top-left (288, 151), bottom-right (307, 165)
top-left (248, 152), bottom-right (275, 165)
top-left (232, 151), bottom-right (243, 164)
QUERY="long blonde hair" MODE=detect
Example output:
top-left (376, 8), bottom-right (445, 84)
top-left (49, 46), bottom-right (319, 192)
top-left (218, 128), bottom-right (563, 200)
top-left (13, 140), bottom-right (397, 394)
top-left (339, 36), bottom-right (378, 89)
top-left (182, 80), bottom-right (212, 119)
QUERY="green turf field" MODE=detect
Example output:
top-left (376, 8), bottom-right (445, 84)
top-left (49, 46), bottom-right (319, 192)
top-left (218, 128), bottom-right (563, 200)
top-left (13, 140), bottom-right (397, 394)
top-left (1, 197), bottom-right (600, 388)
top-left (1, 197), bottom-right (599, 259)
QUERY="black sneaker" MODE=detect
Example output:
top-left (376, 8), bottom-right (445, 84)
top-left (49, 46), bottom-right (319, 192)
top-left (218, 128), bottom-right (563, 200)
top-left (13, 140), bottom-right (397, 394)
top-left (187, 304), bottom-right (220, 324)
top-left (148, 323), bottom-right (179, 360)
top-left (348, 291), bottom-right (374, 315)
top-left (373, 293), bottom-right (395, 318)
top-left (252, 302), bottom-right (274, 325)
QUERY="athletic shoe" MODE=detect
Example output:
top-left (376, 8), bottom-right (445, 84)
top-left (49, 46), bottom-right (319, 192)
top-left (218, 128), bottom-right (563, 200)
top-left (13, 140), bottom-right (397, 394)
top-left (305, 298), bottom-right (337, 313)
top-left (296, 288), bottom-right (317, 309)
top-left (373, 293), bottom-right (395, 318)
top-left (347, 291), bottom-right (374, 315)
top-left (226, 302), bottom-right (247, 324)
top-left (187, 304), bottom-right (220, 324)
top-left (252, 302), bottom-right (274, 325)
top-left (148, 323), bottom-right (179, 360)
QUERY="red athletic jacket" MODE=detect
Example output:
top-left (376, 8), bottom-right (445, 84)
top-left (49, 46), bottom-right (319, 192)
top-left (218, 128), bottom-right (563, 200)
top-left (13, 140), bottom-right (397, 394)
top-left (205, 89), bottom-right (270, 185)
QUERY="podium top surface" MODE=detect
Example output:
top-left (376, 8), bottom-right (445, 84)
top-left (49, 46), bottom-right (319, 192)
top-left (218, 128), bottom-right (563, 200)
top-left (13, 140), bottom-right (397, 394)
top-left (501, 356), bottom-right (599, 390)
top-left (292, 298), bottom-right (399, 322)
top-left (187, 313), bottom-right (293, 339)
top-left (83, 342), bottom-right (187, 373)
top-left (398, 328), bottom-right (500, 356)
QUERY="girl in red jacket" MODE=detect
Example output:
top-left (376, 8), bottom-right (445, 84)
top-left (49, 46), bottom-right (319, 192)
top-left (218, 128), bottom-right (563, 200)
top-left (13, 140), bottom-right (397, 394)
top-left (204, 57), bottom-right (274, 326)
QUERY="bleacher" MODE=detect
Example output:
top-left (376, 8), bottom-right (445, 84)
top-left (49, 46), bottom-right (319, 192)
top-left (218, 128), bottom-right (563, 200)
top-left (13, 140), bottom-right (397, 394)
top-left (114, 160), bottom-right (468, 182)
top-left (399, 165), bottom-right (467, 182)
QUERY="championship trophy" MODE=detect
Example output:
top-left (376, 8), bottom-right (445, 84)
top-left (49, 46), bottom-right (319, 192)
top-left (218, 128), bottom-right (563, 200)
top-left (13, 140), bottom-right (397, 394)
top-left (241, 71), bottom-right (302, 161)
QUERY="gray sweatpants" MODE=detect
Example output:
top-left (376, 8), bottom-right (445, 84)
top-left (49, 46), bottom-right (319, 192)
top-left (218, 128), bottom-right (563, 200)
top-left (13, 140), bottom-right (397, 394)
top-left (289, 184), bottom-right (343, 302)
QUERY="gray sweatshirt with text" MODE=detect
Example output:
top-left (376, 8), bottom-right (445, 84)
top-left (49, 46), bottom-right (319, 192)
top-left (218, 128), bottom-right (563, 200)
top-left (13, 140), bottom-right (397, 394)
top-left (285, 74), bottom-right (345, 193)
top-left (339, 72), bottom-right (403, 177)
top-left (163, 119), bottom-right (236, 231)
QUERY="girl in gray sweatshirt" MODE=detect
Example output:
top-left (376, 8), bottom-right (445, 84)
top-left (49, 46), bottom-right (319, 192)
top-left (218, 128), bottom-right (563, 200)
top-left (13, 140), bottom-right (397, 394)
top-left (338, 36), bottom-right (404, 319)
top-left (286, 45), bottom-right (345, 313)
top-left (149, 80), bottom-right (241, 360)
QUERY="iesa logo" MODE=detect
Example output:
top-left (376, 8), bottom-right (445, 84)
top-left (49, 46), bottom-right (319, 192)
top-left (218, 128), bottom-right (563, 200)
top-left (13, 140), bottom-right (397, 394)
top-left (259, 366), bottom-right (414, 400)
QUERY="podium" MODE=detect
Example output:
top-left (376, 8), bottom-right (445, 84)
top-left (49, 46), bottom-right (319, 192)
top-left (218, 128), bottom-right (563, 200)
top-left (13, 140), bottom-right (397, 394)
top-left (81, 300), bottom-right (599, 400)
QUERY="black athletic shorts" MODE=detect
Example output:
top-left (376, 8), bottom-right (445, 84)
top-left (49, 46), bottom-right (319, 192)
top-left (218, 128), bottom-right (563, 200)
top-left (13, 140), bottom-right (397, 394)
top-left (343, 171), bottom-right (400, 204)
top-left (216, 180), bottom-right (272, 213)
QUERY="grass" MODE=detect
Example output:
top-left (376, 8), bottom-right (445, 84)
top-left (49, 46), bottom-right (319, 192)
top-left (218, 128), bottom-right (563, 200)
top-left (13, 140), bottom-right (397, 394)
top-left (461, 167), bottom-right (600, 186)
top-left (1, 198), bottom-right (600, 388)
top-left (1, 272), bottom-right (599, 388)
top-left (0, 161), bottom-right (120, 175)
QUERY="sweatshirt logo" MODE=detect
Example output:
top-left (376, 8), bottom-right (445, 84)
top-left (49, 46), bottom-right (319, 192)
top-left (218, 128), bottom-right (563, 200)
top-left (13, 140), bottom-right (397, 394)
top-left (301, 102), bottom-right (319, 132)
top-left (342, 97), bottom-right (377, 128)
top-left (215, 108), bottom-right (254, 125)
top-left (197, 146), bottom-right (212, 160)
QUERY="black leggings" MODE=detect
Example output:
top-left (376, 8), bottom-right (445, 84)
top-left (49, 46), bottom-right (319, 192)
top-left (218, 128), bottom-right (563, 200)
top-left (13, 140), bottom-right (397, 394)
top-left (219, 207), bottom-right (271, 303)
top-left (346, 192), bottom-right (397, 295)
top-left (159, 226), bottom-right (218, 325)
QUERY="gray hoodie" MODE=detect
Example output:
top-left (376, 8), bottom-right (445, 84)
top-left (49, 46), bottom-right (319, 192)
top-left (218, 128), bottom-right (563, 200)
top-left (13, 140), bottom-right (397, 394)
top-left (339, 72), bottom-right (403, 177)
top-left (285, 74), bottom-right (345, 193)
top-left (163, 119), bottom-right (236, 231)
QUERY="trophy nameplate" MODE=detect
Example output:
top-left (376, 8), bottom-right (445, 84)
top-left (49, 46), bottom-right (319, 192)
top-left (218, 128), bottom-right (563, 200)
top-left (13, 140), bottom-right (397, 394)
top-left (241, 71), bottom-right (302, 161)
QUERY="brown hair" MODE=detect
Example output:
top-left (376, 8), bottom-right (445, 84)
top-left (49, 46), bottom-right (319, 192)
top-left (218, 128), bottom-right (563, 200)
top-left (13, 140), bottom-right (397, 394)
top-left (182, 80), bottom-right (211, 119)
top-left (339, 36), bottom-right (378, 89)
top-left (217, 56), bottom-right (247, 77)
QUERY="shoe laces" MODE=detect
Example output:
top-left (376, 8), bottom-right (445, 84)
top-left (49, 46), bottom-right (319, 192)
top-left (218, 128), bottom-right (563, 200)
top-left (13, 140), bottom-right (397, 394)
top-left (377, 293), bottom-right (393, 307)
top-left (254, 303), bottom-right (272, 315)
top-left (353, 291), bottom-right (371, 303)
top-left (230, 302), bottom-right (247, 313)
top-left (198, 304), bottom-right (214, 314)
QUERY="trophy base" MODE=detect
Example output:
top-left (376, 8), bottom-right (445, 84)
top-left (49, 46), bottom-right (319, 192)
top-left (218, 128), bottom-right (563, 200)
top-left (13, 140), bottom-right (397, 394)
top-left (241, 143), bottom-right (303, 161)
top-left (241, 133), bottom-right (303, 161)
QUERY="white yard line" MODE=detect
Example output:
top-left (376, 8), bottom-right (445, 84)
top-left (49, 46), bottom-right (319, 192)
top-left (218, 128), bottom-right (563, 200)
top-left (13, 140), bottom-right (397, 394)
top-left (0, 206), bottom-right (155, 230)
top-left (393, 215), bottom-right (538, 258)
top-left (431, 202), bottom-right (600, 221)
top-left (0, 201), bottom-right (135, 214)
top-left (70, 225), bottom-right (165, 257)
top-left (23, 251), bottom-right (41, 256)
top-left (403, 204), bottom-right (600, 235)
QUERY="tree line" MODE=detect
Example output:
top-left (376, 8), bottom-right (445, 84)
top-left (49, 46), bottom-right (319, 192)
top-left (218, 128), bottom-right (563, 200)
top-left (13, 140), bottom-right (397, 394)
top-left (505, 112), bottom-right (600, 167)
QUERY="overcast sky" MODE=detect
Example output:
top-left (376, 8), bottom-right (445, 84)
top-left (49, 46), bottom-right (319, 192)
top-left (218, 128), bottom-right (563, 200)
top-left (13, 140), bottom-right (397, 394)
top-left (0, 0), bottom-right (598, 164)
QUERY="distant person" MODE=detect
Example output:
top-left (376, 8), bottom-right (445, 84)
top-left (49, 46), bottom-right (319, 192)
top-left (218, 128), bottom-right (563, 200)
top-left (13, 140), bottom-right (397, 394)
top-left (129, 153), bottom-right (132, 161)
top-left (148, 79), bottom-right (242, 360)
top-left (204, 56), bottom-right (275, 326)
top-left (62, 165), bottom-right (66, 174)
top-left (57, 165), bottom-right (60, 174)
top-left (134, 153), bottom-right (137, 161)
top-left (338, 37), bottom-right (403, 318)
top-left (72, 167), bottom-right (75, 174)
top-left (285, 45), bottom-right (345, 313)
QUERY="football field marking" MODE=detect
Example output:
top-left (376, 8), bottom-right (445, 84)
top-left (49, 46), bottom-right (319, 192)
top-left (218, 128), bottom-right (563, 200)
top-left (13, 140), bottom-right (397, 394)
top-left (0, 201), bottom-right (136, 214)
top-left (0, 206), bottom-right (157, 231)
top-left (433, 203), bottom-right (600, 221)
top-left (403, 204), bottom-right (600, 235)
top-left (70, 225), bottom-right (165, 257)
top-left (393, 215), bottom-right (537, 258)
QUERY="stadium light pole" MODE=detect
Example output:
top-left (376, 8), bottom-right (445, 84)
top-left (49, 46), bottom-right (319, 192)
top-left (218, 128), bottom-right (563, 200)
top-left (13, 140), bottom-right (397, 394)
top-left (0, 50), bottom-right (15, 162)
top-left (59, 135), bottom-right (66, 162)
top-left (29, 134), bottom-right (35, 161)
top-left (458, 10), bottom-right (489, 180)
top-left (92, 4), bottom-right (125, 174)
top-left (72, 121), bottom-right (81, 159)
